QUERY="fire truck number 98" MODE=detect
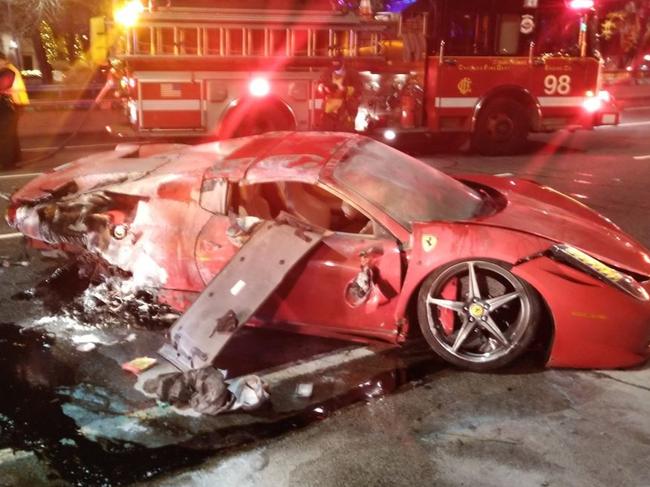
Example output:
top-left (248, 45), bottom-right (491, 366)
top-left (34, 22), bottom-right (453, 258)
top-left (544, 75), bottom-right (571, 95)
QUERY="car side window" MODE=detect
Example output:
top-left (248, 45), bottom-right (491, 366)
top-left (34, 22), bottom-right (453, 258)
top-left (230, 180), bottom-right (389, 238)
top-left (199, 177), bottom-right (229, 214)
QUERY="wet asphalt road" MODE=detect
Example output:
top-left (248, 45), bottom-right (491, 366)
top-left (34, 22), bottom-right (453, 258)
top-left (0, 108), bottom-right (649, 486)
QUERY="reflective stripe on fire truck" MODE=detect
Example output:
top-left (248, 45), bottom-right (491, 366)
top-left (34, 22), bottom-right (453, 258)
top-left (436, 96), bottom-right (586, 109)
top-left (537, 96), bottom-right (585, 107)
top-left (435, 98), bottom-right (479, 108)
top-left (139, 81), bottom-right (203, 129)
top-left (141, 100), bottom-right (203, 111)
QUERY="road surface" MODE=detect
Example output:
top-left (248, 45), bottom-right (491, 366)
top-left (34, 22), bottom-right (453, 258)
top-left (0, 108), bottom-right (649, 486)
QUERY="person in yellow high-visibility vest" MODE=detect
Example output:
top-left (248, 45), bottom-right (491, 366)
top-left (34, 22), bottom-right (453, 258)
top-left (0, 67), bottom-right (17, 170)
top-left (0, 52), bottom-right (29, 166)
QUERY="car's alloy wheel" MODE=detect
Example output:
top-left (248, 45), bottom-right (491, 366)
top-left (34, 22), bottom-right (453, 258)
top-left (417, 260), bottom-right (540, 371)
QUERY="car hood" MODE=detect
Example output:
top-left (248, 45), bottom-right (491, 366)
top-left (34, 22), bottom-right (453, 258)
top-left (455, 174), bottom-right (650, 277)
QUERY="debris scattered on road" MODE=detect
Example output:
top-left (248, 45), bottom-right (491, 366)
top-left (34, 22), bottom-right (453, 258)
top-left (72, 333), bottom-right (117, 347)
top-left (12, 258), bottom-right (180, 331)
top-left (143, 366), bottom-right (233, 415)
top-left (122, 357), bottom-right (157, 375)
top-left (76, 343), bottom-right (96, 352)
top-left (228, 375), bottom-right (270, 411)
top-left (295, 382), bottom-right (314, 399)
top-left (142, 367), bottom-right (269, 416)
top-left (1, 259), bottom-right (29, 268)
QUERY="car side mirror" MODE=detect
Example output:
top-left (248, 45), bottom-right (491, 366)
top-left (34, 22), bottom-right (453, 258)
top-left (200, 177), bottom-right (228, 215)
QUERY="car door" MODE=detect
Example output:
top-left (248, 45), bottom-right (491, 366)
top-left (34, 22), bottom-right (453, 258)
top-left (255, 182), bottom-right (405, 342)
top-left (194, 176), bottom-right (404, 342)
top-left (259, 230), bottom-right (404, 342)
top-left (194, 177), bottom-right (240, 285)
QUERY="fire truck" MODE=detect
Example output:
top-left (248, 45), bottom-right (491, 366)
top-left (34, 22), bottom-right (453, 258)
top-left (105, 0), bottom-right (619, 155)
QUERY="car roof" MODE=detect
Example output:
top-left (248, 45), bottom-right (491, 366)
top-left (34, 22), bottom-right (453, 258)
top-left (203, 131), bottom-right (361, 183)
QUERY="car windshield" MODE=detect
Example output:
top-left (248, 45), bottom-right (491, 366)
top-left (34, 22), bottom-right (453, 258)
top-left (333, 140), bottom-right (483, 230)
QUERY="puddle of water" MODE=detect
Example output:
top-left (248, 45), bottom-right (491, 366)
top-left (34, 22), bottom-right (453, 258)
top-left (0, 322), bottom-right (210, 485)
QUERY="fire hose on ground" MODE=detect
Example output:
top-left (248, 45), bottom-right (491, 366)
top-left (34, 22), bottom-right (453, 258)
top-left (19, 77), bottom-right (117, 164)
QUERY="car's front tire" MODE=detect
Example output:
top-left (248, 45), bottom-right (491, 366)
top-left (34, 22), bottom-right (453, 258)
top-left (417, 259), bottom-right (540, 371)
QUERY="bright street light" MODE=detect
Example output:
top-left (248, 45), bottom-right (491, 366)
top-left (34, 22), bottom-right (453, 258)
top-left (114, 0), bottom-right (144, 28)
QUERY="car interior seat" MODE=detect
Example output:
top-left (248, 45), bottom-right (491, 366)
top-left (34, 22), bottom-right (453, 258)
top-left (238, 183), bottom-right (273, 219)
top-left (280, 182), bottom-right (332, 229)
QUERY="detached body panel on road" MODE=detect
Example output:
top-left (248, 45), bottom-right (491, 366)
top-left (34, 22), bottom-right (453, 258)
top-left (6, 132), bottom-right (650, 370)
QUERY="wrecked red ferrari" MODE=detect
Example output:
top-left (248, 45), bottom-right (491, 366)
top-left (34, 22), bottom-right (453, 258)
top-left (7, 132), bottom-right (650, 370)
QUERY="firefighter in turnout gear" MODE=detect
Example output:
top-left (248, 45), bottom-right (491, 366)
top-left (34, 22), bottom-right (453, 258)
top-left (318, 55), bottom-right (362, 132)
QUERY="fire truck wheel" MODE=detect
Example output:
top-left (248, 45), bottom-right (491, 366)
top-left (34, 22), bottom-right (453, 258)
top-left (473, 98), bottom-right (529, 156)
top-left (233, 117), bottom-right (275, 138)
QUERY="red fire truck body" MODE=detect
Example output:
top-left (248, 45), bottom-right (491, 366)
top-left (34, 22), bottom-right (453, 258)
top-left (111, 0), bottom-right (618, 155)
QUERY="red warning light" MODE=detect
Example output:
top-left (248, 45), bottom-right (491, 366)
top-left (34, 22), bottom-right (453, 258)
top-left (568, 0), bottom-right (594, 9)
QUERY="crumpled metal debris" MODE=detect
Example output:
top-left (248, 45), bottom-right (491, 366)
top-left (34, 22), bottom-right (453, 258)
top-left (142, 367), bottom-right (268, 415)
top-left (228, 375), bottom-right (270, 411)
top-left (226, 215), bottom-right (263, 247)
top-left (345, 266), bottom-right (373, 307)
top-left (14, 257), bottom-right (179, 332)
top-left (17, 191), bottom-right (115, 250)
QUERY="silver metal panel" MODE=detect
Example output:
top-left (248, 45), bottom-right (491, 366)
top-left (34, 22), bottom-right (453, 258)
top-left (159, 221), bottom-right (323, 370)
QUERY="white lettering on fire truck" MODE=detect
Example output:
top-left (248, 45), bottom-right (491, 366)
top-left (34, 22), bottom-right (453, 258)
top-left (544, 75), bottom-right (572, 95)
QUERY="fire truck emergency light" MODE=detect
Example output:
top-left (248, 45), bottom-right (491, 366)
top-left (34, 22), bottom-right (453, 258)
top-left (249, 77), bottom-right (271, 97)
top-left (567, 0), bottom-right (594, 9)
